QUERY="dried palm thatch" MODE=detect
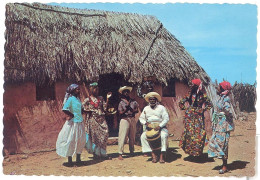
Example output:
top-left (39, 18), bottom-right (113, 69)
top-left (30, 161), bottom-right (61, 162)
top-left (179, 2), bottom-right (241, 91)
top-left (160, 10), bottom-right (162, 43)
top-left (5, 3), bottom-right (210, 86)
top-left (232, 82), bottom-right (256, 112)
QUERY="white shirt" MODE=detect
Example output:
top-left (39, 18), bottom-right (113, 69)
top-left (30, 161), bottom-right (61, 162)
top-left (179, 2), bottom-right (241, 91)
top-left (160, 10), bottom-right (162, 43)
top-left (139, 104), bottom-right (169, 128)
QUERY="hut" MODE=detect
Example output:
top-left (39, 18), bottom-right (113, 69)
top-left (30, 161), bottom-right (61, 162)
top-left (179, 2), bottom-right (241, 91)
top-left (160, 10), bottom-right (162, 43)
top-left (4, 2), bottom-right (212, 155)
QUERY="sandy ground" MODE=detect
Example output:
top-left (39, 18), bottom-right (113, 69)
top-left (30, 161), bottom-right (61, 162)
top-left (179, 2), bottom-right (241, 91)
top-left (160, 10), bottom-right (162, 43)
top-left (2, 112), bottom-right (256, 177)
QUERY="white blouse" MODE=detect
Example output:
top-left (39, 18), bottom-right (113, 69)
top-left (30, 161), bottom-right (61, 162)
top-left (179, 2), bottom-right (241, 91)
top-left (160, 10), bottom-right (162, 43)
top-left (139, 104), bottom-right (169, 128)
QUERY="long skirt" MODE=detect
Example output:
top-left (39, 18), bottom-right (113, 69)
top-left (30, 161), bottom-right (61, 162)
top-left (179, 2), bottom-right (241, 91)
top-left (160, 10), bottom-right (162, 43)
top-left (85, 115), bottom-right (109, 157)
top-left (208, 131), bottom-right (230, 160)
top-left (56, 120), bottom-right (86, 157)
top-left (179, 109), bottom-right (207, 156)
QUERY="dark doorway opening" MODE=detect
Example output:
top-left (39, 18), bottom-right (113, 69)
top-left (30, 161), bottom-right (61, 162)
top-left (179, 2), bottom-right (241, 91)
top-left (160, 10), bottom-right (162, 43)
top-left (162, 78), bottom-right (176, 97)
top-left (98, 73), bottom-right (126, 137)
top-left (36, 82), bottom-right (56, 101)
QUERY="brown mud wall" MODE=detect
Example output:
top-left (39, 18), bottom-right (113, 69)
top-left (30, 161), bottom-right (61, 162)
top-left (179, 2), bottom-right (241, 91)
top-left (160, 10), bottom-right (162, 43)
top-left (3, 82), bottom-right (70, 155)
top-left (3, 81), bottom-right (212, 155)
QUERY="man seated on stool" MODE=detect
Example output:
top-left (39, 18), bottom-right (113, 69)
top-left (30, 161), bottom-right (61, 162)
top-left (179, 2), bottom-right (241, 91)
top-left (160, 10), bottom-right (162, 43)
top-left (139, 92), bottom-right (169, 163)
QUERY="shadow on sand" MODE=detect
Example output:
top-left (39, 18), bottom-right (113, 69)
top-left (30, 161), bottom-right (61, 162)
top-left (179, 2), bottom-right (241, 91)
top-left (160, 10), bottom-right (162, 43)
top-left (166, 147), bottom-right (182, 163)
top-left (212, 160), bottom-right (250, 171)
top-left (145, 147), bottom-right (182, 163)
top-left (107, 151), bottom-right (145, 159)
top-left (183, 153), bottom-right (215, 164)
top-left (62, 159), bottom-right (105, 167)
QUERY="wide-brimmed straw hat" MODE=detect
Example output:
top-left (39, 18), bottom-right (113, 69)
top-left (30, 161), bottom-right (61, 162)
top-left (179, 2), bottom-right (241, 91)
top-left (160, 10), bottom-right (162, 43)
top-left (144, 92), bottom-right (161, 102)
top-left (118, 86), bottom-right (133, 94)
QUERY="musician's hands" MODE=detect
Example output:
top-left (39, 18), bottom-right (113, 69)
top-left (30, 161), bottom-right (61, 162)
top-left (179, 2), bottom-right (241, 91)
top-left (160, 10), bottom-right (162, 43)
top-left (128, 106), bottom-right (133, 112)
top-left (107, 92), bottom-right (112, 99)
top-left (154, 126), bottom-right (161, 131)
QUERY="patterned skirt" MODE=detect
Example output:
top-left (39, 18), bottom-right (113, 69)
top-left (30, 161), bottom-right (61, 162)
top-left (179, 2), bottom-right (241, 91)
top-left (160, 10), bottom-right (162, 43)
top-left (85, 114), bottom-right (109, 157)
top-left (179, 109), bottom-right (207, 156)
top-left (208, 131), bottom-right (230, 160)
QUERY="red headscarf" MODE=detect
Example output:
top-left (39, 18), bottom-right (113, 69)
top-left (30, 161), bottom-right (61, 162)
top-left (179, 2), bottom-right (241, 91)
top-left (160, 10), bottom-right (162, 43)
top-left (192, 79), bottom-right (202, 86)
top-left (192, 79), bottom-right (202, 94)
top-left (219, 81), bottom-right (231, 95)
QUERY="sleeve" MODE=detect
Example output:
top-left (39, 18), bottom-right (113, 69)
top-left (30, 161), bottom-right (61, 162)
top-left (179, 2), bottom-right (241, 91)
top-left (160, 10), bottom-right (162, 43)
top-left (118, 101), bottom-right (124, 113)
top-left (223, 97), bottom-right (232, 113)
top-left (159, 106), bottom-right (169, 128)
top-left (139, 107), bottom-right (147, 125)
top-left (62, 97), bottom-right (72, 112)
top-left (203, 93), bottom-right (213, 111)
top-left (179, 93), bottom-right (189, 110)
top-left (223, 96), bottom-right (234, 131)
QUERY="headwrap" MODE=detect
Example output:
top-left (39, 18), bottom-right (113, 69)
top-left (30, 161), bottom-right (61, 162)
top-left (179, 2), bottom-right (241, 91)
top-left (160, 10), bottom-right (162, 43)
top-left (191, 78), bottom-right (202, 94)
top-left (219, 81), bottom-right (231, 95)
top-left (63, 84), bottom-right (79, 105)
top-left (90, 82), bottom-right (98, 87)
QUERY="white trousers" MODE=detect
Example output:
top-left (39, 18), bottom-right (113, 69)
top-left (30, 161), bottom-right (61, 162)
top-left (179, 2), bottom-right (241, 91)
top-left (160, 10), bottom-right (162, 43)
top-left (118, 117), bottom-right (136, 154)
top-left (141, 130), bottom-right (168, 152)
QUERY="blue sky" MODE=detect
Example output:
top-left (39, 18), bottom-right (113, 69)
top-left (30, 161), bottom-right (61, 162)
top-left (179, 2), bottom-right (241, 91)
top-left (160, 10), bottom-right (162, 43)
top-left (49, 2), bottom-right (257, 85)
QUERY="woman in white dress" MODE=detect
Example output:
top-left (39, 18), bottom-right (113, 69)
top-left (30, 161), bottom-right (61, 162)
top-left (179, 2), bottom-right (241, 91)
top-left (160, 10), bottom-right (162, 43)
top-left (56, 84), bottom-right (86, 166)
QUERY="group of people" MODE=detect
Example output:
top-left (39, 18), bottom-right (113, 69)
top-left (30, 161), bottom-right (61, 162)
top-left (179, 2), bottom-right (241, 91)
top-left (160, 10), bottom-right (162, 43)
top-left (179, 79), bottom-right (234, 174)
top-left (55, 78), bottom-right (234, 174)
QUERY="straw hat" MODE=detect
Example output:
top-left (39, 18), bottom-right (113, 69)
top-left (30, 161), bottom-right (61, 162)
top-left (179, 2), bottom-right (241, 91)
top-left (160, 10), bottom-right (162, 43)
top-left (144, 92), bottom-right (161, 102)
top-left (118, 86), bottom-right (133, 94)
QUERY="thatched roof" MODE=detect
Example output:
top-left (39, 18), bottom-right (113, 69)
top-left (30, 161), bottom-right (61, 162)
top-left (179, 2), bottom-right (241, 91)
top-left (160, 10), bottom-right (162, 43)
top-left (5, 2), bottom-right (210, 85)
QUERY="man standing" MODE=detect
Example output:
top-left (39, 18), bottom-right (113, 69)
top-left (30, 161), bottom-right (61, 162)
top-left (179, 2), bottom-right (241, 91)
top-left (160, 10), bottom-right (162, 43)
top-left (139, 92), bottom-right (169, 163)
top-left (118, 86), bottom-right (139, 160)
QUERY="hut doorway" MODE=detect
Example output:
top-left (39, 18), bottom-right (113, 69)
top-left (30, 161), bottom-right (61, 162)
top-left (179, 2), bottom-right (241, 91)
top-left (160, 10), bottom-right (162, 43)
top-left (98, 73), bottom-right (126, 137)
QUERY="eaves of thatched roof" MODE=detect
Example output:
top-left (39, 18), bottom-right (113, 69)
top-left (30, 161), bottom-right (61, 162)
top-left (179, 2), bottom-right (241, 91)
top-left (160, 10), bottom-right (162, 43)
top-left (4, 2), bottom-right (210, 85)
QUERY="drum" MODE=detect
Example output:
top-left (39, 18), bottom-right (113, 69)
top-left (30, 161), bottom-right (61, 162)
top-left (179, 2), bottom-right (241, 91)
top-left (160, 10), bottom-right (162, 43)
top-left (146, 129), bottom-right (161, 151)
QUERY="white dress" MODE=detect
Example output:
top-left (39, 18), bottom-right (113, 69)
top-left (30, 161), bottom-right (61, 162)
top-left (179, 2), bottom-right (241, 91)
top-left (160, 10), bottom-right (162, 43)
top-left (56, 96), bottom-right (86, 157)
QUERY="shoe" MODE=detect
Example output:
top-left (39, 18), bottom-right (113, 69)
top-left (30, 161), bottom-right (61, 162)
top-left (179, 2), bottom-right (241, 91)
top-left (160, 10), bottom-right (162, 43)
top-left (219, 169), bottom-right (228, 174)
top-left (68, 156), bottom-right (73, 164)
top-left (76, 154), bottom-right (82, 163)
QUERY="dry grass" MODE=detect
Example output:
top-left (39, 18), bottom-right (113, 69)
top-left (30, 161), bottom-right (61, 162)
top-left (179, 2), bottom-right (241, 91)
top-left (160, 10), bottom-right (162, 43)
top-left (5, 2), bottom-right (210, 86)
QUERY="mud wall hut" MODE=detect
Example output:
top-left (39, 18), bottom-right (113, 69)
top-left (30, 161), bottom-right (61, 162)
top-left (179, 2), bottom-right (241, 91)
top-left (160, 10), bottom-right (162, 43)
top-left (4, 3), bottom-right (212, 155)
